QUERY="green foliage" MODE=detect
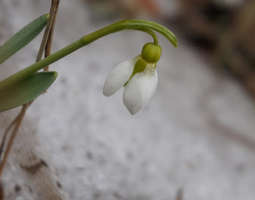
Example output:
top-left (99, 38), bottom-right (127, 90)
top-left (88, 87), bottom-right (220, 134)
top-left (0, 71), bottom-right (57, 112)
top-left (0, 14), bottom-right (49, 64)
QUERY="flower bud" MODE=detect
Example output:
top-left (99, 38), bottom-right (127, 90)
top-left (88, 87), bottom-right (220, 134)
top-left (141, 43), bottom-right (161, 63)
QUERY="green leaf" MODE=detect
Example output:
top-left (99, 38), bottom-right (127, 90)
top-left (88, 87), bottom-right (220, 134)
top-left (0, 14), bottom-right (49, 64)
top-left (0, 71), bottom-right (57, 112)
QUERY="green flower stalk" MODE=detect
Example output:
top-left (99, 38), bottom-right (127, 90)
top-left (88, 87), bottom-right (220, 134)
top-left (0, 18), bottom-right (177, 113)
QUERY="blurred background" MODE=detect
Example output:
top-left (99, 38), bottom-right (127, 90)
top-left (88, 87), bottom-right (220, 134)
top-left (1, 0), bottom-right (255, 200)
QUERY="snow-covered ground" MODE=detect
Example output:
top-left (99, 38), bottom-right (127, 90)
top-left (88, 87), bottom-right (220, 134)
top-left (1, 1), bottom-right (255, 200)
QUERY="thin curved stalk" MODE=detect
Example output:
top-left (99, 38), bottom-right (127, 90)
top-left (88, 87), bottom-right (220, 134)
top-left (0, 19), bottom-right (177, 89)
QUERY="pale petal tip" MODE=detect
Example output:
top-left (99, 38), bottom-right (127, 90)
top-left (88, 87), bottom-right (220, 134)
top-left (103, 86), bottom-right (113, 97)
top-left (123, 97), bottom-right (142, 115)
top-left (126, 106), bottom-right (140, 115)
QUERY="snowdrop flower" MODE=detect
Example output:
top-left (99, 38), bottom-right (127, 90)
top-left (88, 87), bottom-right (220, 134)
top-left (103, 43), bottom-right (161, 115)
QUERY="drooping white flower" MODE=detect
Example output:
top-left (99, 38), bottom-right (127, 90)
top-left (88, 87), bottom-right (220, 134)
top-left (103, 43), bottom-right (161, 115)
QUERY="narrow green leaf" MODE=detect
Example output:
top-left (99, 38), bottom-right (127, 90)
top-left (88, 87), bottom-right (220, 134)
top-left (0, 71), bottom-right (57, 112)
top-left (0, 14), bottom-right (49, 64)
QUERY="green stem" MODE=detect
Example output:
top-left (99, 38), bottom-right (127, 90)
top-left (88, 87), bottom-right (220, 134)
top-left (136, 28), bottom-right (158, 45)
top-left (0, 19), bottom-right (176, 88)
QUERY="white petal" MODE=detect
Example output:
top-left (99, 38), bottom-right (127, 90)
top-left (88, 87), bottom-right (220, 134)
top-left (123, 70), bottom-right (158, 115)
top-left (103, 59), bottom-right (135, 96)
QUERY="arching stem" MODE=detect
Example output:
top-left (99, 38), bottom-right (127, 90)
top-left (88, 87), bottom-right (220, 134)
top-left (0, 19), bottom-right (176, 89)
